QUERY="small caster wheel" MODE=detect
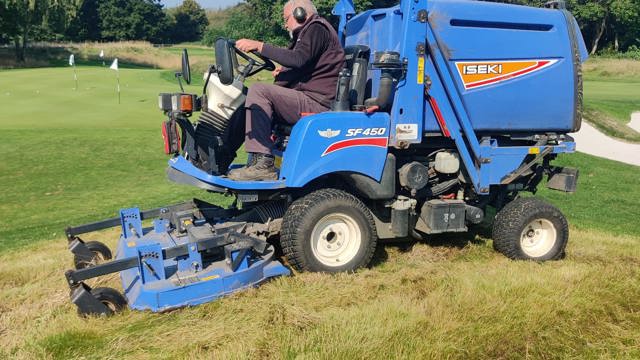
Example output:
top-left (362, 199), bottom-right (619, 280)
top-left (74, 241), bottom-right (112, 269)
top-left (77, 287), bottom-right (127, 317)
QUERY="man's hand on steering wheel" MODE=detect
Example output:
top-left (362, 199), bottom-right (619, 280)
top-left (236, 39), bottom-right (264, 53)
top-left (229, 38), bottom-right (275, 77)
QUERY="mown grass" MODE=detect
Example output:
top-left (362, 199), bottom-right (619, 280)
top-left (583, 58), bottom-right (640, 142)
top-left (0, 66), bottom-right (230, 252)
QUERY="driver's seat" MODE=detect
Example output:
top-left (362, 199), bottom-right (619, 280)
top-left (271, 45), bottom-right (371, 144)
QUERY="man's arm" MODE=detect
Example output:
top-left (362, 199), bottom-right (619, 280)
top-left (261, 24), bottom-right (329, 69)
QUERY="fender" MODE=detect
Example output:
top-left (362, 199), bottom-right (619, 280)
top-left (280, 112), bottom-right (390, 188)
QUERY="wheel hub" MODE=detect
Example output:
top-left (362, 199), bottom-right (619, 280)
top-left (311, 213), bottom-right (362, 267)
top-left (520, 218), bottom-right (557, 258)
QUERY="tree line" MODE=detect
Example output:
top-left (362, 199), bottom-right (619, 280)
top-left (1, 0), bottom-right (639, 63)
top-left (0, 0), bottom-right (208, 61)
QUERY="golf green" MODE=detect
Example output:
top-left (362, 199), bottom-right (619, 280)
top-left (0, 66), bottom-right (228, 251)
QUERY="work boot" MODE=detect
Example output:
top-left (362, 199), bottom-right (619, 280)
top-left (227, 152), bottom-right (278, 181)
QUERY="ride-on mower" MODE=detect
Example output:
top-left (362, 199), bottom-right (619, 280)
top-left (64, 0), bottom-right (587, 316)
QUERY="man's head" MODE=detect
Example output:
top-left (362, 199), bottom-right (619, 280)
top-left (283, 0), bottom-right (318, 33)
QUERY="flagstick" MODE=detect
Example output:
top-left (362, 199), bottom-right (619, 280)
top-left (73, 64), bottom-right (78, 90)
top-left (116, 71), bottom-right (121, 104)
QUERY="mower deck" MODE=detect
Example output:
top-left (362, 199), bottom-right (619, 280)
top-left (65, 201), bottom-right (290, 315)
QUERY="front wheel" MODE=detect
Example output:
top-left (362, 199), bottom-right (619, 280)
top-left (492, 197), bottom-right (568, 261)
top-left (281, 189), bottom-right (377, 273)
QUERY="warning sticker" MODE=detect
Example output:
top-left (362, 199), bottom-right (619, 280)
top-left (396, 124), bottom-right (418, 140)
top-left (417, 57), bottom-right (425, 84)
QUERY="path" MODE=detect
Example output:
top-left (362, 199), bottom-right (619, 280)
top-left (571, 116), bottom-right (640, 167)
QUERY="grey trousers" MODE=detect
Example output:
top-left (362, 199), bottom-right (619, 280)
top-left (244, 83), bottom-right (329, 154)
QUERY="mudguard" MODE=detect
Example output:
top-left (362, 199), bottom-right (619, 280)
top-left (280, 112), bottom-right (390, 188)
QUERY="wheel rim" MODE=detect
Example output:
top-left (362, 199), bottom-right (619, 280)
top-left (310, 213), bottom-right (362, 267)
top-left (520, 218), bottom-right (557, 258)
top-left (101, 300), bottom-right (118, 312)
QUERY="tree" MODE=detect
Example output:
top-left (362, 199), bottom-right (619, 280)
top-left (2, 0), bottom-right (79, 61)
top-left (3, 0), bottom-right (47, 62)
top-left (97, 0), bottom-right (170, 43)
top-left (66, 0), bottom-right (101, 41)
top-left (169, 0), bottom-right (209, 43)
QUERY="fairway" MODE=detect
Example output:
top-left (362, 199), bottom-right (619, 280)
top-left (0, 65), bottom-right (228, 251)
top-left (582, 58), bottom-right (640, 141)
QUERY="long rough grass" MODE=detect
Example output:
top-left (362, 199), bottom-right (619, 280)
top-left (1, 227), bottom-right (638, 359)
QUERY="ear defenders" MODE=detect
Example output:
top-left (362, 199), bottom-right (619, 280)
top-left (293, 7), bottom-right (307, 24)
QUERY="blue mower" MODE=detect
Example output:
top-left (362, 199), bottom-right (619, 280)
top-left (64, 0), bottom-right (586, 316)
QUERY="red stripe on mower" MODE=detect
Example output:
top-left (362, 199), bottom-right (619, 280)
top-left (322, 137), bottom-right (388, 157)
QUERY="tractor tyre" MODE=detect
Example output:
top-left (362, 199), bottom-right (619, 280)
top-left (492, 197), bottom-right (568, 261)
top-left (73, 241), bottom-right (112, 270)
top-left (281, 189), bottom-right (377, 273)
top-left (89, 287), bottom-right (127, 316)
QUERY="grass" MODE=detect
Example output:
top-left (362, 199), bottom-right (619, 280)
top-left (0, 66), bottom-right (229, 252)
top-left (535, 153), bottom-right (640, 236)
top-left (0, 50), bottom-right (639, 358)
top-left (1, 224), bottom-right (638, 358)
top-left (582, 58), bottom-right (640, 142)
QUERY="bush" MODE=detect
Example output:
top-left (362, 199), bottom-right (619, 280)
top-left (596, 45), bottom-right (640, 60)
top-left (202, 4), bottom-right (288, 47)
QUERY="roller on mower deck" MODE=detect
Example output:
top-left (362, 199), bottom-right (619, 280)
top-left (64, 0), bottom-right (587, 316)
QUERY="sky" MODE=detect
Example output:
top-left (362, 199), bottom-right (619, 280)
top-left (161, 0), bottom-right (243, 9)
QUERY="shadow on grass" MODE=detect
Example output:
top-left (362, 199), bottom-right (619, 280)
top-left (370, 222), bottom-right (494, 267)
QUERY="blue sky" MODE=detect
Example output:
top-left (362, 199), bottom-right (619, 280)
top-left (161, 0), bottom-right (243, 9)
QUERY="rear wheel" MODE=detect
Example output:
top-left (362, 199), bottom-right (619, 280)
top-left (492, 197), bottom-right (568, 261)
top-left (281, 189), bottom-right (377, 272)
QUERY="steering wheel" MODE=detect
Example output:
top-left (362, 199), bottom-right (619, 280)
top-left (214, 38), bottom-right (276, 86)
top-left (229, 40), bottom-right (276, 78)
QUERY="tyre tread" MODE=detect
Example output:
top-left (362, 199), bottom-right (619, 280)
top-left (281, 188), bottom-right (377, 272)
top-left (492, 197), bottom-right (568, 260)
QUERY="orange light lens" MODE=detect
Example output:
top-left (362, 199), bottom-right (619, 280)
top-left (180, 95), bottom-right (193, 112)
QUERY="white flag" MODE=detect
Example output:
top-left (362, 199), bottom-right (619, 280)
top-left (99, 49), bottom-right (104, 58)
top-left (68, 54), bottom-right (75, 66)
top-left (110, 58), bottom-right (118, 70)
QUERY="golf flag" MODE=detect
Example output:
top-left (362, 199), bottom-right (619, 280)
top-left (69, 54), bottom-right (78, 90)
top-left (99, 49), bottom-right (104, 58)
top-left (110, 58), bottom-right (121, 104)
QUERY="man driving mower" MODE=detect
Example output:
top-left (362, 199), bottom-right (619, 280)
top-left (228, 0), bottom-right (345, 181)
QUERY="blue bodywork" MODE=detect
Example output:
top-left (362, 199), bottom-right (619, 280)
top-left (169, 0), bottom-right (586, 196)
top-left (115, 208), bottom-right (290, 312)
